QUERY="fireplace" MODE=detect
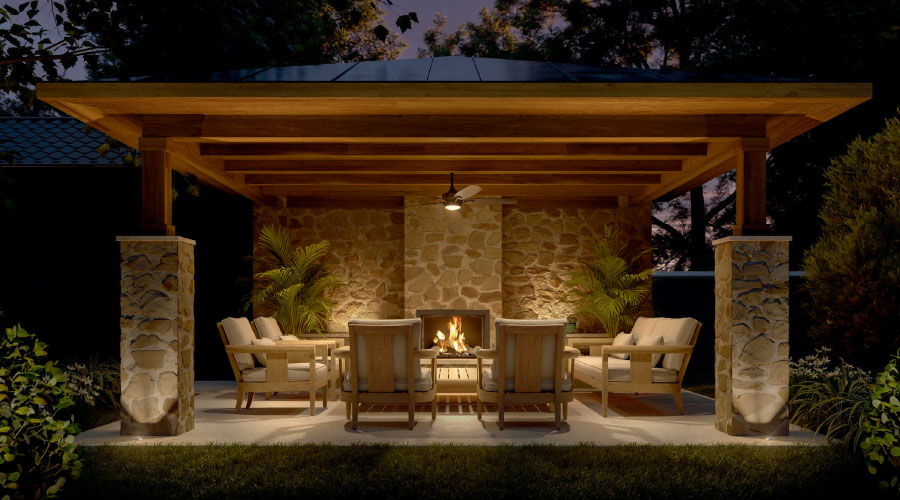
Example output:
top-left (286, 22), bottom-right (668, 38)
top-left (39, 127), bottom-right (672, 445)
top-left (416, 309), bottom-right (491, 357)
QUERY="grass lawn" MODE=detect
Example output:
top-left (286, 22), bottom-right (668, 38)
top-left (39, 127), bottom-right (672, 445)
top-left (61, 444), bottom-right (890, 499)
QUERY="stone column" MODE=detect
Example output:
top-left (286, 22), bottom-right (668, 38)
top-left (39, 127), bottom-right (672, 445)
top-left (713, 236), bottom-right (790, 436)
top-left (118, 236), bottom-right (195, 436)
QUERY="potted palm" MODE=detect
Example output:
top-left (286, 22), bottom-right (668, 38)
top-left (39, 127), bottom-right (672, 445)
top-left (249, 224), bottom-right (346, 336)
top-left (566, 225), bottom-right (654, 337)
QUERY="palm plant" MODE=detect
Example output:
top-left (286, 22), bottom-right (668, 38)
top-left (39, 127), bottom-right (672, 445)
top-left (249, 224), bottom-right (345, 336)
top-left (566, 225), bottom-right (653, 337)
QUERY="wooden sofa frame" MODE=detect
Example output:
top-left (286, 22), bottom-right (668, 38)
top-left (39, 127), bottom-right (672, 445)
top-left (573, 322), bottom-right (702, 417)
top-left (335, 321), bottom-right (438, 430)
top-left (217, 322), bottom-right (330, 415)
top-left (475, 322), bottom-right (580, 430)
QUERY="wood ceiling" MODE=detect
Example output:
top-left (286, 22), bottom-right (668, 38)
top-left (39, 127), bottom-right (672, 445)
top-left (37, 82), bottom-right (870, 208)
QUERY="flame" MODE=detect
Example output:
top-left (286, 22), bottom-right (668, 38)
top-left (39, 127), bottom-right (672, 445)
top-left (433, 316), bottom-right (468, 354)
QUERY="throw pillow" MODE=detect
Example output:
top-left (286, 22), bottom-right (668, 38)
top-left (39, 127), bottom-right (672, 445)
top-left (636, 334), bottom-right (664, 367)
top-left (610, 332), bottom-right (634, 360)
top-left (251, 337), bottom-right (276, 366)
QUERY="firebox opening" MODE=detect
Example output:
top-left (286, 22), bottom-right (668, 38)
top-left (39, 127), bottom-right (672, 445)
top-left (417, 310), bottom-right (490, 358)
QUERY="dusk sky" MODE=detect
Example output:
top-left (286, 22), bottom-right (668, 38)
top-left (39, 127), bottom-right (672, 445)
top-left (389, 0), bottom-right (490, 56)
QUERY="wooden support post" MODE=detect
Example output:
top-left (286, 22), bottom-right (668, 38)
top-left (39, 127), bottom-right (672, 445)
top-left (733, 140), bottom-right (770, 236)
top-left (140, 142), bottom-right (174, 235)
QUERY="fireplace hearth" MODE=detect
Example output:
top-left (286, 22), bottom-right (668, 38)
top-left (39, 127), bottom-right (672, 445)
top-left (416, 309), bottom-right (491, 357)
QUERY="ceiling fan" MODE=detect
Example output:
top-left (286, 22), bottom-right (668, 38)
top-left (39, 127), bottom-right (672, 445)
top-left (407, 173), bottom-right (518, 211)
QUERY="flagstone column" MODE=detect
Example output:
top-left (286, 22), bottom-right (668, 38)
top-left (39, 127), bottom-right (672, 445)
top-left (713, 236), bottom-right (791, 436)
top-left (117, 236), bottom-right (195, 436)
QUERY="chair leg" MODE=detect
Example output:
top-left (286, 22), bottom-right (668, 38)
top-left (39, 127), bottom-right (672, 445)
top-left (246, 392), bottom-right (254, 409)
top-left (346, 402), bottom-right (351, 420)
top-left (673, 390), bottom-right (684, 415)
top-left (265, 392), bottom-right (272, 400)
top-left (234, 390), bottom-right (243, 414)
top-left (351, 402), bottom-right (359, 430)
top-left (602, 389), bottom-right (609, 418)
top-left (498, 402), bottom-right (505, 430)
top-left (563, 402), bottom-right (568, 420)
top-left (309, 390), bottom-right (316, 416)
top-left (554, 403), bottom-right (561, 430)
top-left (476, 399), bottom-right (483, 421)
top-left (408, 403), bottom-right (415, 430)
top-left (321, 387), bottom-right (328, 409)
top-left (431, 399), bottom-right (437, 420)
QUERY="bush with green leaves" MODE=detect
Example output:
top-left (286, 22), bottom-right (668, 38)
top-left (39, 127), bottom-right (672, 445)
top-left (249, 224), bottom-right (346, 335)
top-left (790, 347), bottom-right (872, 451)
top-left (802, 113), bottom-right (900, 367)
top-left (0, 326), bottom-right (82, 500)
top-left (566, 225), bottom-right (653, 336)
top-left (861, 352), bottom-right (900, 492)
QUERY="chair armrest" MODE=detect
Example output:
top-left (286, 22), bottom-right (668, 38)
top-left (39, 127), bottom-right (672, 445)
top-left (474, 348), bottom-right (499, 359)
top-left (562, 347), bottom-right (581, 359)
top-left (413, 347), bottom-right (440, 359)
top-left (332, 346), bottom-right (350, 360)
top-left (600, 344), bottom-right (694, 356)
top-left (226, 344), bottom-right (316, 354)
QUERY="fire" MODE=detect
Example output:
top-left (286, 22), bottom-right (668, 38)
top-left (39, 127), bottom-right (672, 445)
top-left (433, 316), bottom-right (468, 354)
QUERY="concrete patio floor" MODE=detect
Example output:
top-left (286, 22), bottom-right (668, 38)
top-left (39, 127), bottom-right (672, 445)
top-left (77, 381), bottom-right (823, 446)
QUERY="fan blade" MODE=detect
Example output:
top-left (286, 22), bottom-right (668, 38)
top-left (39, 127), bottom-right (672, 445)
top-left (455, 184), bottom-right (482, 200)
top-left (467, 198), bottom-right (518, 205)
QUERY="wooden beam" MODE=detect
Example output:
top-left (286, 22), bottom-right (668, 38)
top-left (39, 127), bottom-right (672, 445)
top-left (283, 196), bottom-right (405, 209)
top-left (224, 159), bottom-right (682, 173)
top-left (734, 149), bottom-right (770, 235)
top-left (512, 197), bottom-right (619, 209)
top-left (261, 185), bottom-right (645, 197)
top-left (243, 173), bottom-right (661, 186)
top-left (201, 142), bottom-right (708, 158)
top-left (149, 114), bottom-right (768, 139)
top-left (140, 149), bottom-right (174, 235)
top-left (635, 140), bottom-right (740, 203)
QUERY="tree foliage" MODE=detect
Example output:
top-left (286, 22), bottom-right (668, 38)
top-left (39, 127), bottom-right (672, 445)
top-left (861, 352), bottom-right (900, 492)
top-left (566, 226), bottom-right (654, 337)
top-left (802, 113), bottom-right (900, 366)
top-left (250, 225), bottom-right (345, 336)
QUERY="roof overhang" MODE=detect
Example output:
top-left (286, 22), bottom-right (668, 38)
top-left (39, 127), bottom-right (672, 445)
top-left (37, 81), bottom-right (871, 206)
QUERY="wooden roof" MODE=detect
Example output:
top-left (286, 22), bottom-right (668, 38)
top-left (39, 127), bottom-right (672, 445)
top-left (37, 75), bottom-right (870, 207)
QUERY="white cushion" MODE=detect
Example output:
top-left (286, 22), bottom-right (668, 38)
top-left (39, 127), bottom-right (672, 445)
top-left (221, 317), bottom-right (257, 371)
top-left (251, 338), bottom-right (275, 366)
top-left (574, 356), bottom-right (678, 384)
top-left (280, 335), bottom-right (300, 341)
top-left (481, 368), bottom-right (572, 392)
top-left (630, 317), bottom-right (657, 338)
top-left (347, 318), bottom-right (424, 389)
top-left (342, 368), bottom-right (433, 392)
top-left (652, 318), bottom-right (698, 370)
top-left (253, 316), bottom-right (283, 341)
top-left (240, 362), bottom-right (328, 383)
top-left (610, 332), bottom-right (633, 360)
top-left (636, 334), bottom-right (664, 367)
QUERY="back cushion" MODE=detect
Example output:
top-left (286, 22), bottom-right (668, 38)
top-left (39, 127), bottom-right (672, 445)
top-left (351, 320), bottom-right (423, 385)
top-left (251, 337), bottom-right (276, 366)
top-left (253, 316), bottom-right (283, 341)
top-left (495, 319), bottom-right (567, 384)
top-left (221, 317), bottom-right (257, 370)
top-left (630, 317), bottom-right (657, 339)
top-left (653, 318), bottom-right (698, 370)
top-left (610, 332), bottom-right (634, 360)
top-left (636, 334), bottom-right (664, 367)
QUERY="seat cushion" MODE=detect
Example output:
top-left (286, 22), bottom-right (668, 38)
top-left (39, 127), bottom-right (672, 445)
top-left (481, 369), bottom-right (572, 392)
top-left (241, 362), bottom-right (328, 383)
top-left (253, 316), bottom-right (283, 341)
top-left (342, 368), bottom-right (433, 392)
top-left (610, 332), bottom-right (634, 360)
top-left (574, 356), bottom-right (678, 384)
top-left (652, 318), bottom-right (698, 370)
top-left (221, 317), bottom-right (257, 371)
top-left (251, 337), bottom-right (276, 366)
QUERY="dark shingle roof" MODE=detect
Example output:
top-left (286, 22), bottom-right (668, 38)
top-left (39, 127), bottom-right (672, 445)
top-left (110, 56), bottom-right (800, 83)
top-left (0, 117), bottom-right (124, 165)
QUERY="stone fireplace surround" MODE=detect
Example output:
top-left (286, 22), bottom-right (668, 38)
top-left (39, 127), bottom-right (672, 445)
top-left (253, 197), bottom-right (651, 335)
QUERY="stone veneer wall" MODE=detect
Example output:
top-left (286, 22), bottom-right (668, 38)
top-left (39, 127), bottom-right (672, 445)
top-left (404, 197), bottom-right (503, 338)
top-left (714, 236), bottom-right (790, 435)
top-left (253, 202), bottom-right (405, 332)
top-left (502, 206), bottom-right (652, 332)
top-left (118, 236), bottom-right (195, 436)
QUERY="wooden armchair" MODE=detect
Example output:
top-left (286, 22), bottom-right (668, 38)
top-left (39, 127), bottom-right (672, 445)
top-left (476, 318), bottom-right (580, 430)
top-left (573, 317), bottom-right (702, 416)
top-left (217, 318), bottom-right (329, 415)
top-left (334, 318), bottom-right (438, 430)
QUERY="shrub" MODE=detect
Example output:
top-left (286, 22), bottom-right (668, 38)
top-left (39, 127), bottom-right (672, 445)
top-left (790, 347), bottom-right (872, 451)
top-left (802, 113), bottom-right (900, 367)
top-left (861, 352), bottom-right (900, 492)
top-left (0, 325), bottom-right (82, 499)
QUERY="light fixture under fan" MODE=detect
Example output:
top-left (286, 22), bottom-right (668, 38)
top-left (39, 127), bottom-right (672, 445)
top-left (407, 173), bottom-right (518, 210)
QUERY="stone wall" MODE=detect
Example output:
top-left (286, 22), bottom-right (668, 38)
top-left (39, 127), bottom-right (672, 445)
top-left (502, 206), bottom-right (652, 332)
top-left (714, 236), bottom-right (790, 436)
top-left (404, 197), bottom-right (503, 338)
top-left (118, 236), bottom-right (194, 436)
top-left (253, 202), bottom-right (405, 332)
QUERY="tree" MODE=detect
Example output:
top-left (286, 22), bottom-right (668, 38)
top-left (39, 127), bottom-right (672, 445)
top-left (802, 113), bottom-right (900, 368)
